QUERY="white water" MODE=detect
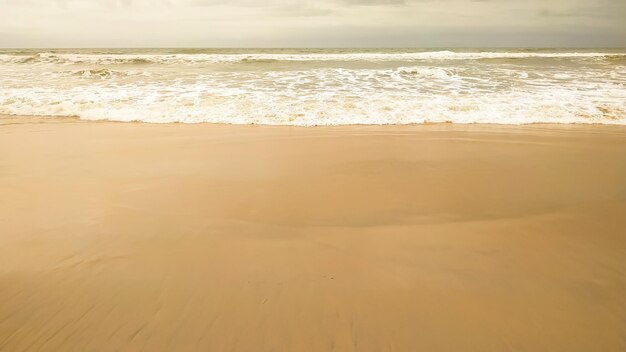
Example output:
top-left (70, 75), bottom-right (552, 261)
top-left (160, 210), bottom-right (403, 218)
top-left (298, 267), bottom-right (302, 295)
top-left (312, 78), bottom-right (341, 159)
top-left (1, 49), bottom-right (625, 125)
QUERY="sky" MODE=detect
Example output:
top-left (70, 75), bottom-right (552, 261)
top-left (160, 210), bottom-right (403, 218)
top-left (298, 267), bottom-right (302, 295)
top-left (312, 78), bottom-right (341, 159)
top-left (0, 0), bottom-right (624, 48)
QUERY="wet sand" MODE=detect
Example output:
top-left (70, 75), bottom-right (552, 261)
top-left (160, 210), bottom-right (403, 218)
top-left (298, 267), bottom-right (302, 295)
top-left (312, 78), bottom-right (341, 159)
top-left (1, 116), bottom-right (625, 351)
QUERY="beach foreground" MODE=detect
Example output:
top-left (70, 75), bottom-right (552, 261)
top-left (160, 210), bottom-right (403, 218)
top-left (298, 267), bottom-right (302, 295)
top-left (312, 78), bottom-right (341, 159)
top-left (1, 117), bottom-right (625, 351)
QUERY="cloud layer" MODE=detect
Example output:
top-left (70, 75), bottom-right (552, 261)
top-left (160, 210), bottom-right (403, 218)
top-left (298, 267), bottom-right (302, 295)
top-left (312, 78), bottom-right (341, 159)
top-left (0, 0), bottom-right (624, 47)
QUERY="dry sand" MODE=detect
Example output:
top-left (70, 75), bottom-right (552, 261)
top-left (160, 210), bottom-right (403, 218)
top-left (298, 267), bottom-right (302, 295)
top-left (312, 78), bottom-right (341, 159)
top-left (1, 116), bottom-right (625, 351)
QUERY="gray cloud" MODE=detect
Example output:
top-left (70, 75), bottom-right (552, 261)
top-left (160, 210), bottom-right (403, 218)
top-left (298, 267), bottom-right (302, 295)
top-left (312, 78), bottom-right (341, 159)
top-left (0, 0), bottom-right (624, 47)
top-left (539, 2), bottom-right (626, 20)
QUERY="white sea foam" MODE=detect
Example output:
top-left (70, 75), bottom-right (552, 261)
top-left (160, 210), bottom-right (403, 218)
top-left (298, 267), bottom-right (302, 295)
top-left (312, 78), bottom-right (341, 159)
top-left (0, 49), bottom-right (624, 125)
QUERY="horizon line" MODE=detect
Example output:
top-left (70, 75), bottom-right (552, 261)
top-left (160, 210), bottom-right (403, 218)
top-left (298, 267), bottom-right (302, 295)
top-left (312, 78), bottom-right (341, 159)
top-left (2, 46), bottom-right (626, 50)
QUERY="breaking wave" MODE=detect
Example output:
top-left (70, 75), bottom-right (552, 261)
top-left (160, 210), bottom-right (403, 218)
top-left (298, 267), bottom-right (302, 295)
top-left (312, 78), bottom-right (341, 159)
top-left (1, 51), bottom-right (626, 66)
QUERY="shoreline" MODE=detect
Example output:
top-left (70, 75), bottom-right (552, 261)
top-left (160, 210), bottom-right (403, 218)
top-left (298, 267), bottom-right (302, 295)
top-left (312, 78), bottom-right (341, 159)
top-left (1, 119), bottom-right (625, 351)
top-left (3, 114), bottom-right (626, 128)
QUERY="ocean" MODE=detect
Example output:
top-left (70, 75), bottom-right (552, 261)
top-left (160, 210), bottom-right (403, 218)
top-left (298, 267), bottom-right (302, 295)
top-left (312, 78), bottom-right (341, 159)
top-left (0, 48), bottom-right (624, 125)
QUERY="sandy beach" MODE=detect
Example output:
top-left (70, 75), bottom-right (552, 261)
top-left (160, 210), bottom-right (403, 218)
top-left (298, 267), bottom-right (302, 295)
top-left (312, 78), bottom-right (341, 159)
top-left (1, 116), bottom-right (625, 351)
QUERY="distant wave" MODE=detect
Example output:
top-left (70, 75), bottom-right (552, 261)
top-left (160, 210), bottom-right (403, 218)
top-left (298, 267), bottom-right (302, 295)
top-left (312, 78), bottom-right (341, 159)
top-left (1, 51), bottom-right (626, 65)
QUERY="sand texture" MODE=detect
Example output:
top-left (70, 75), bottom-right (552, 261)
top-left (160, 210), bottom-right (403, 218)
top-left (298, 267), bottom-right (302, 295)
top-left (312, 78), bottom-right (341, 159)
top-left (1, 117), bottom-right (625, 351)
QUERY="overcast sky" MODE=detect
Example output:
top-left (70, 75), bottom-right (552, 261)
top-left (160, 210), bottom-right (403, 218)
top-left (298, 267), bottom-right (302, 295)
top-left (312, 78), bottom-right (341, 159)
top-left (0, 0), bottom-right (624, 48)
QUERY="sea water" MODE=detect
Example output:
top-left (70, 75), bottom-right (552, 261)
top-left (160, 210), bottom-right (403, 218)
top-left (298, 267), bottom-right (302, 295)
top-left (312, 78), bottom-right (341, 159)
top-left (0, 48), bottom-right (624, 125)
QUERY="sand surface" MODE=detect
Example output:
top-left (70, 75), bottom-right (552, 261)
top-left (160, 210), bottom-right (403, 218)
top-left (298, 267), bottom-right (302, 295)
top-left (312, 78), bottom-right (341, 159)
top-left (1, 116), bottom-right (625, 351)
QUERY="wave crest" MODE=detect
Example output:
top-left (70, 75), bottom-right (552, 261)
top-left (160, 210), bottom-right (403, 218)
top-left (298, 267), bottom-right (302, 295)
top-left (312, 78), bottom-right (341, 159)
top-left (2, 51), bottom-right (626, 66)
